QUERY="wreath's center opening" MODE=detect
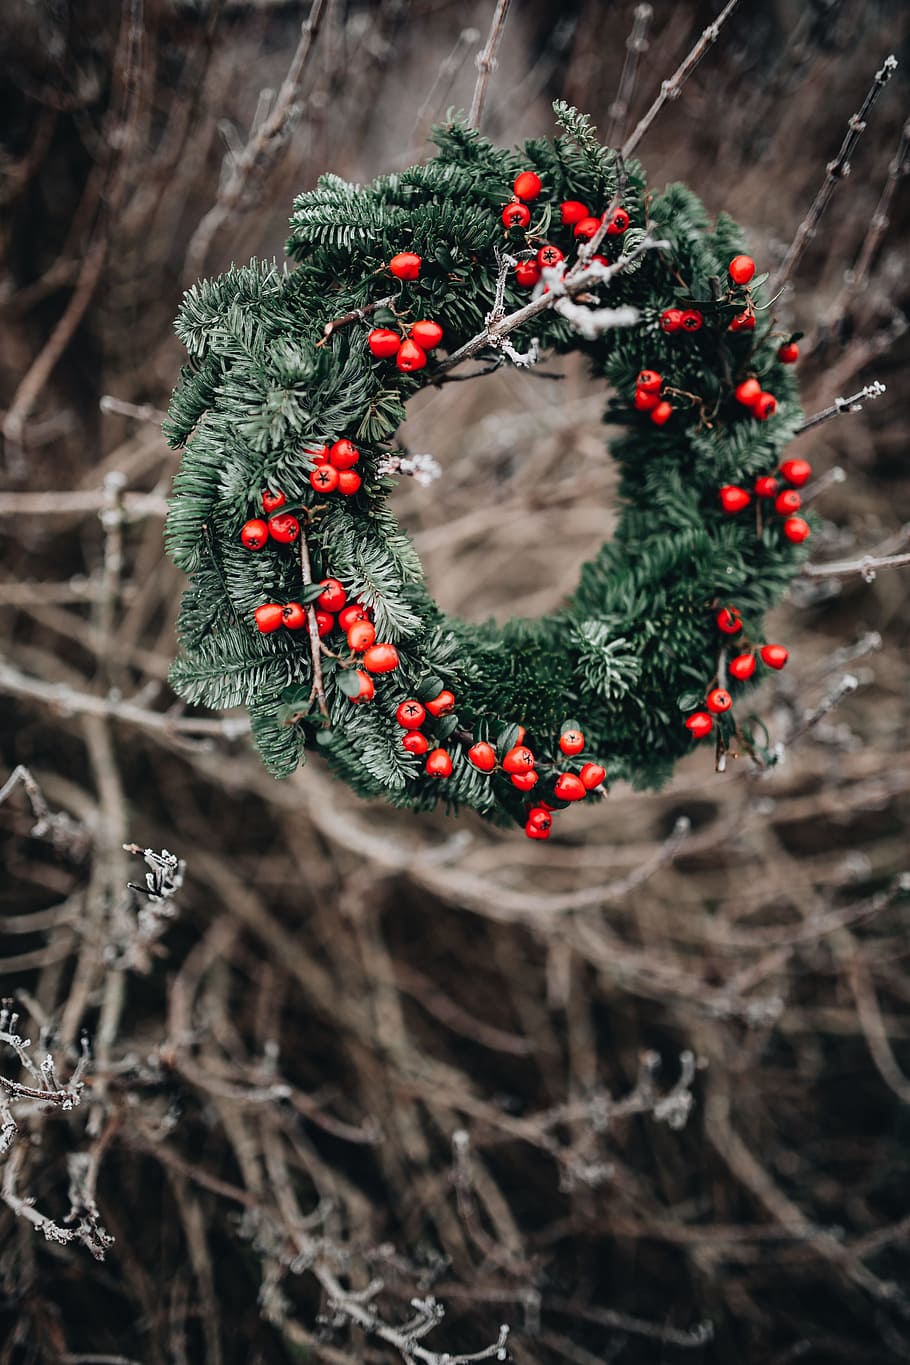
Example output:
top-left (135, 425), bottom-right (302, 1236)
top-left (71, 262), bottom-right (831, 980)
top-left (395, 353), bottom-right (618, 625)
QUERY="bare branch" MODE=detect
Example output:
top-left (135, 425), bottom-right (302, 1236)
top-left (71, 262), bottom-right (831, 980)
top-left (794, 380), bottom-right (886, 434)
top-left (606, 4), bottom-right (653, 148)
top-left (468, 0), bottom-right (513, 131)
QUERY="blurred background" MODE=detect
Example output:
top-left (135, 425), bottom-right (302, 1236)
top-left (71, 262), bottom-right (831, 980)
top-left (1, 1), bottom-right (910, 1361)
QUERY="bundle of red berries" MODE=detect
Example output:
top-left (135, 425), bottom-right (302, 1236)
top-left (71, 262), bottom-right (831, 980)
top-left (307, 438), bottom-right (363, 496)
top-left (498, 169), bottom-right (631, 284)
top-left (393, 688), bottom-right (457, 775)
top-left (368, 317), bottom-right (444, 373)
top-left (240, 489), bottom-right (302, 550)
top-left (684, 605), bottom-right (790, 741)
top-left (718, 456), bottom-right (812, 543)
top-left (633, 368), bottom-right (673, 426)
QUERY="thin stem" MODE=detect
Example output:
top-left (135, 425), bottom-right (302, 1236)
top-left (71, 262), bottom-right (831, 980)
top-left (621, 0), bottom-right (741, 159)
top-left (468, 0), bottom-right (512, 131)
top-left (298, 529), bottom-right (329, 719)
top-left (606, 4), bottom-right (653, 149)
top-left (316, 294), bottom-right (396, 348)
top-left (803, 550), bottom-right (910, 582)
top-left (794, 381), bottom-right (886, 435)
top-left (773, 56), bottom-right (899, 294)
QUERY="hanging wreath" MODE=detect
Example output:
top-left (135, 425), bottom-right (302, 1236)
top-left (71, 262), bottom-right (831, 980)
top-left (164, 104), bottom-right (813, 839)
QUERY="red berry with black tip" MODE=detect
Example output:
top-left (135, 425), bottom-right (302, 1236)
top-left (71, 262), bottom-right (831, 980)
top-left (526, 807), bottom-right (552, 832)
top-left (525, 819), bottom-right (551, 840)
top-left (261, 490), bottom-right (286, 513)
top-left (553, 772), bottom-right (586, 802)
top-left (389, 252), bottom-right (421, 280)
top-left (784, 516), bottom-right (811, 543)
top-left (606, 207), bottom-right (630, 235)
top-left (362, 643), bottom-right (400, 674)
top-left (409, 320), bottom-right (444, 350)
top-left (317, 580), bottom-right (346, 612)
top-left (734, 378), bottom-right (762, 406)
top-left (515, 260), bottom-right (541, 287)
top-left (778, 342), bottom-right (799, 363)
top-left (729, 652), bottom-right (756, 681)
top-left (254, 604), bottom-right (284, 634)
top-left (754, 393), bottom-right (777, 420)
top-left (513, 170), bottom-right (542, 201)
top-left (329, 439), bottom-right (360, 470)
top-left (347, 620), bottom-right (376, 652)
top-left (338, 470), bottom-right (362, 496)
top-left (268, 513), bottom-right (301, 543)
top-left (579, 762), bottom-right (606, 790)
top-left (680, 309), bottom-right (703, 332)
top-left (716, 606), bottom-right (742, 635)
top-left (396, 338), bottom-right (428, 372)
top-left (396, 700), bottom-right (426, 730)
top-left (338, 603), bottom-right (370, 631)
top-left (775, 489), bottom-right (802, 515)
top-left (651, 401), bottom-right (673, 426)
top-left (729, 311), bottom-right (756, 333)
top-left (573, 215), bottom-right (601, 239)
top-left (310, 465), bottom-right (339, 494)
top-left (511, 770), bottom-right (539, 791)
top-left (705, 688), bottom-right (732, 714)
top-left (719, 486), bottom-right (751, 514)
top-left (425, 748), bottom-right (453, 778)
top-left (349, 670), bottom-right (375, 703)
top-left (780, 458), bottom-right (812, 487)
top-left (685, 711), bottom-right (713, 739)
top-left (536, 244), bottom-right (563, 269)
top-left (660, 308), bottom-right (684, 333)
top-left (729, 254), bottom-right (755, 285)
top-left (754, 475), bottom-right (779, 498)
top-left (502, 745), bottom-right (535, 774)
top-left (634, 388), bottom-right (660, 411)
top-left (368, 328), bottom-right (401, 359)
top-left (637, 370), bottom-right (662, 393)
top-left (281, 602), bottom-right (306, 630)
top-left (560, 200), bottom-right (589, 225)
top-left (559, 728), bottom-right (584, 756)
top-left (426, 689), bottom-right (455, 717)
top-left (502, 202), bottom-right (531, 229)
top-left (760, 644), bottom-right (789, 670)
top-left (467, 742), bottom-right (497, 772)
top-left (241, 519), bottom-right (269, 550)
top-left (402, 731), bottom-right (429, 755)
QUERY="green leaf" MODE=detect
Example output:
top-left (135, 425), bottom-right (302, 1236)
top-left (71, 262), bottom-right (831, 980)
top-left (337, 670), bottom-right (364, 698)
top-left (497, 723), bottom-right (522, 751)
top-left (416, 674), bottom-right (445, 701)
top-left (677, 691), bottom-right (702, 712)
top-left (301, 583), bottom-right (325, 603)
top-left (560, 717), bottom-right (582, 735)
top-left (435, 714), bottom-right (459, 741)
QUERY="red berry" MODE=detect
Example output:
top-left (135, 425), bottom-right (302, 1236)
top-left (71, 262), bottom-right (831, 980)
top-left (525, 820), bottom-right (551, 840)
top-left (783, 515), bottom-right (810, 543)
top-left (347, 620), bottom-right (376, 652)
top-left (637, 370), bottom-right (662, 393)
top-left (467, 741), bottom-right (497, 772)
top-left (368, 328), bottom-right (401, 359)
top-left (778, 342), bottom-right (799, 364)
top-left (425, 689), bottom-right (455, 717)
top-left (705, 688), bottom-right (732, 715)
top-left (241, 519), bottom-right (269, 550)
top-left (660, 308), bottom-right (684, 333)
top-left (729, 311), bottom-right (755, 333)
top-left (338, 603), bottom-right (370, 630)
top-left (389, 252), bottom-right (421, 280)
top-left (362, 643), bottom-right (399, 674)
top-left (780, 458), bottom-right (812, 487)
top-left (559, 728), bottom-right (584, 756)
top-left (729, 652), bottom-right (756, 681)
top-left (254, 604), bottom-right (284, 634)
top-left (511, 770), bottom-right (539, 792)
top-left (734, 378), bottom-right (762, 406)
top-left (753, 393), bottom-right (777, 421)
top-left (513, 170), bottom-right (542, 201)
top-left (349, 670), bottom-right (375, 703)
top-left (502, 202), bottom-right (531, 229)
top-left (502, 745), bottom-right (535, 775)
top-left (396, 700), bottom-right (426, 729)
top-left (402, 731), bottom-right (429, 755)
top-left (281, 602), bottom-right (306, 630)
top-left (515, 260), bottom-right (542, 287)
top-left (396, 338), bottom-right (428, 372)
top-left (651, 401), bottom-right (673, 426)
top-left (685, 711), bottom-right (713, 739)
top-left (329, 439), bottom-right (360, 469)
top-left (573, 215), bottom-right (601, 240)
top-left (729, 254), bottom-right (756, 285)
top-left (560, 200), bottom-right (589, 225)
top-left (338, 470), bottom-right (362, 496)
top-left (606, 207), bottom-right (630, 235)
top-left (680, 309), bottom-right (704, 332)
top-left (268, 513), bottom-right (301, 544)
top-left (634, 388), bottom-right (661, 411)
top-left (408, 320), bottom-right (444, 351)
top-left (716, 606), bottom-right (742, 635)
top-left (553, 772), bottom-right (586, 802)
top-left (316, 581), bottom-right (346, 612)
top-left (310, 465), bottom-right (339, 494)
top-left (425, 748), bottom-right (453, 778)
top-left (526, 807), bottom-right (552, 832)
top-left (306, 445), bottom-right (330, 466)
top-left (775, 489), bottom-right (802, 515)
top-left (754, 475), bottom-right (779, 498)
top-left (719, 486), bottom-right (751, 514)
top-left (315, 610), bottom-right (334, 637)
top-left (579, 762), bottom-right (606, 790)
top-left (261, 490), bottom-right (286, 513)
top-left (760, 644), bottom-right (789, 670)
top-left (536, 244), bottom-right (564, 269)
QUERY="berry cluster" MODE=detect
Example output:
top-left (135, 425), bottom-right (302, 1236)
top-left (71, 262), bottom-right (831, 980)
top-left (240, 489), bottom-right (302, 551)
top-left (368, 309), bottom-right (444, 374)
top-left (308, 439), bottom-right (363, 497)
top-left (633, 368), bottom-right (673, 426)
top-left (718, 456), bottom-right (812, 544)
top-left (684, 605), bottom-right (790, 742)
top-left (394, 690), bottom-right (456, 774)
top-left (498, 169), bottom-right (632, 287)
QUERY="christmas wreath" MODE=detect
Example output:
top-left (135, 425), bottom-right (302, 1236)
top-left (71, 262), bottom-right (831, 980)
top-left (165, 105), bottom-right (812, 839)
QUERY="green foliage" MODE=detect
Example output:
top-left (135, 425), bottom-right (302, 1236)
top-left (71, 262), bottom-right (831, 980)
top-left (165, 107), bottom-right (809, 831)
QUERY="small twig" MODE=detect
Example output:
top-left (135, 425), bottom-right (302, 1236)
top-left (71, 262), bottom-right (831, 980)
top-left (787, 674), bottom-right (859, 746)
top-left (606, 4), bottom-right (653, 148)
top-left (99, 394), bottom-right (168, 424)
top-left (316, 294), bottom-right (396, 348)
top-left (794, 380), bottom-right (886, 435)
top-left (836, 116), bottom-right (910, 311)
top-left (298, 527), bottom-right (329, 719)
top-left (0, 764), bottom-right (88, 854)
top-left (773, 56), bottom-right (899, 294)
top-left (803, 549), bottom-right (910, 582)
top-left (468, 0), bottom-right (513, 131)
top-left (621, 0), bottom-right (741, 158)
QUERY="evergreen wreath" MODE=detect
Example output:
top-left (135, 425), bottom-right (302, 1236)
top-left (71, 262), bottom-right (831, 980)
top-left (164, 104), bottom-right (814, 839)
